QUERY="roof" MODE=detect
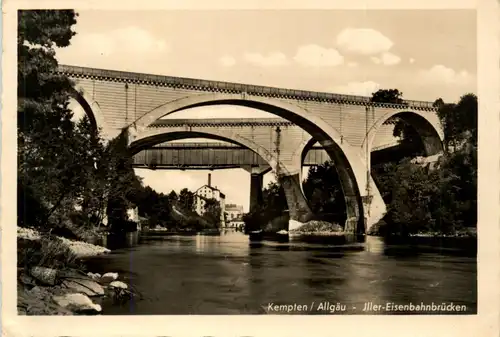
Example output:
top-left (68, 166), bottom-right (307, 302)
top-left (195, 185), bottom-right (226, 199)
top-left (196, 194), bottom-right (226, 202)
top-left (195, 184), bottom-right (220, 193)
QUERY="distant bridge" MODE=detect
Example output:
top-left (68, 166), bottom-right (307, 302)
top-left (132, 140), bottom-right (402, 170)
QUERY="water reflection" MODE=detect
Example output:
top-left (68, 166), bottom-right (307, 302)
top-left (364, 235), bottom-right (385, 254)
top-left (85, 231), bottom-right (477, 315)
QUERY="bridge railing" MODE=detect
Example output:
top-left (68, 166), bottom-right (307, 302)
top-left (58, 64), bottom-right (436, 111)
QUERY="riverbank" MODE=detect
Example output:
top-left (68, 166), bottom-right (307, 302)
top-left (366, 220), bottom-right (477, 238)
top-left (17, 226), bottom-right (136, 315)
top-left (18, 227), bottom-right (111, 258)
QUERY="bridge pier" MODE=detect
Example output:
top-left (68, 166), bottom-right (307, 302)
top-left (344, 194), bottom-right (361, 234)
top-left (243, 166), bottom-right (270, 213)
top-left (278, 173), bottom-right (314, 223)
top-left (250, 173), bottom-right (264, 212)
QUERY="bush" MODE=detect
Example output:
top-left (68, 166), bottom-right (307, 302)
top-left (372, 146), bottom-right (476, 236)
top-left (17, 236), bottom-right (83, 271)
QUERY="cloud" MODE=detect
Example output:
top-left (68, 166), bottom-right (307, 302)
top-left (329, 81), bottom-right (380, 96)
top-left (293, 44), bottom-right (344, 67)
top-left (336, 28), bottom-right (393, 55)
top-left (74, 26), bottom-right (168, 56)
top-left (380, 52), bottom-right (401, 65)
top-left (243, 52), bottom-right (289, 67)
top-left (219, 55), bottom-right (236, 67)
top-left (418, 65), bottom-right (472, 86)
top-left (56, 26), bottom-right (174, 75)
top-left (409, 58), bottom-right (416, 64)
top-left (371, 52), bottom-right (400, 66)
top-left (347, 62), bottom-right (358, 68)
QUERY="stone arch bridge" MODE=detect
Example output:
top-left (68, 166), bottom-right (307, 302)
top-left (60, 65), bottom-right (444, 234)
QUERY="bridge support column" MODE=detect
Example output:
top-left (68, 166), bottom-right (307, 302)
top-left (278, 173), bottom-right (314, 223)
top-left (243, 165), bottom-right (270, 213)
top-left (344, 194), bottom-right (361, 234)
top-left (250, 173), bottom-right (264, 212)
top-left (344, 177), bottom-right (386, 235)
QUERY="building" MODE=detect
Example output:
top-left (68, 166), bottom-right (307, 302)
top-left (223, 204), bottom-right (245, 229)
top-left (194, 173), bottom-right (226, 226)
top-left (225, 204), bottom-right (244, 221)
top-left (226, 218), bottom-right (245, 229)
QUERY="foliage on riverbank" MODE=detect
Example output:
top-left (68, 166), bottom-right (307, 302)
top-left (370, 94), bottom-right (477, 236)
top-left (18, 236), bottom-right (83, 271)
top-left (290, 220), bottom-right (344, 234)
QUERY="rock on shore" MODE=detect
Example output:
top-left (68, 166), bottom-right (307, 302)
top-left (289, 220), bottom-right (344, 234)
top-left (17, 227), bottom-right (110, 258)
top-left (52, 293), bottom-right (102, 313)
top-left (18, 267), bottom-right (125, 315)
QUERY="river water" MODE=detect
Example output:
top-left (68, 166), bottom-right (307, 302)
top-left (85, 230), bottom-right (477, 315)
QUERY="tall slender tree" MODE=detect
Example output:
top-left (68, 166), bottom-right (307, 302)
top-left (18, 10), bottom-right (81, 229)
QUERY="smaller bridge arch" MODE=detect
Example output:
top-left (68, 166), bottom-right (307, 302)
top-left (129, 128), bottom-right (283, 171)
top-left (129, 128), bottom-right (314, 222)
top-left (362, 110), bottom-right (444, 157)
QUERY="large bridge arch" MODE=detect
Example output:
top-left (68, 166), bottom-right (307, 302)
top-left (362, 110), bottom-right (444, 157)
top-left (129, 93), bottom-right (387, 233)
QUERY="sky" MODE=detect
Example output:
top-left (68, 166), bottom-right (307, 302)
top-left (58, 9), bottom-right (477, 212)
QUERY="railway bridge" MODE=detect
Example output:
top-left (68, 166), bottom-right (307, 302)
top-left (61, 64), bottom-right (444, 233)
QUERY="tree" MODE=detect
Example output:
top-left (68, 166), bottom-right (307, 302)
top-left (261, 182), bottom-right (288, 216)
top-left (178, 188), bottom-right (195, 210)
top-left (436, 94), bottom-right (477, 151)
top-left (18, 10), bottom-right (82, 230)
top-left (433, 98), bottom-right (445, 109)
top-left (434, 141), bottom-right (477, 231)
top-left (303, 161), bottom-right (345, 223)
top-left (203, 199), bottom-right (222, 228)
top-left (167, 190), bottom-right (179, 203)
top-left (104, 132), bottom-right (143, 230)
top-left (382, 159), bottom-right (441, 235)
top-left (370, 89), bottom-right (405, 104)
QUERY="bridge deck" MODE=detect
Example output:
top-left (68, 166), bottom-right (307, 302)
top-left (59, 64), bottom-right (435, 110)
top-left (151, 117), bottom-right (401, 127)
top-left (132, 141), bottom-right (402, 169)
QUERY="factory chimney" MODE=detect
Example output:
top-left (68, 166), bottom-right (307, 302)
top-left (208, 173), bottom-right (211, 187)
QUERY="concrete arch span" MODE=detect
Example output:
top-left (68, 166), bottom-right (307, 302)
top-left (129, 128), bottom-right (313, 222)
top-left (130, 93), bottom-right (387, 233)
top-left (362, 110), bottom-right (444, 157)
top-left (130, 128), bottom-right (281, 170)
top-left (68, 85), bottom-right (113, 140)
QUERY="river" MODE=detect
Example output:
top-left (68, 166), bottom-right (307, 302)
top-left (85, 230), bottom-right (477, 315)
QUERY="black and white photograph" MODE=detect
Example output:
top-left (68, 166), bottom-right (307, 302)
top-left (3, 0), bottom-right (500, 335)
